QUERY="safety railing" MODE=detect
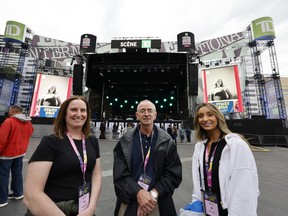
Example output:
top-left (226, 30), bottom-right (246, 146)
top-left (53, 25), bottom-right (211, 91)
top-left (242, 133), bottom-right (288, 147)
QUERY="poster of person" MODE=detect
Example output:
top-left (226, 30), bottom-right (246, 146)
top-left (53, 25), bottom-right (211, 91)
top-left (29, 73), bottom-right (72, 118)
top-left (202, 65), bottom-right (243, 113)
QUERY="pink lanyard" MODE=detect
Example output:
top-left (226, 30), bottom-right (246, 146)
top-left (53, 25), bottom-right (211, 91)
top-left (205, 145), bottom-right (217, 189)
top-left (139, 130), bottom-right (154, 174)
top-left (66, 132), bottom-right (88, 183)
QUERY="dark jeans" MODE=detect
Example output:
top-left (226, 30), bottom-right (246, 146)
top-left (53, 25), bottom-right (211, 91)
top-left (0, 156), bottom-right (24, 203)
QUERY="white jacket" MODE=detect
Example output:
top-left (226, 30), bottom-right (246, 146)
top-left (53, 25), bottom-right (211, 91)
top-left (191, 133), bottom-right (260, 216)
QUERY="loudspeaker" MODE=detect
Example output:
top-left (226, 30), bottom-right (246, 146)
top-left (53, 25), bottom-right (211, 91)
top-left (73, 64), bottom-right (83, 95)
top-left (177, 32), bottom-right (196, 52)
top-left (80, 34), bottom-right (97, 54)
top-left (45, 59), bottom-right (52, 67)
top-left (188, 64), bottom-right (198, 96)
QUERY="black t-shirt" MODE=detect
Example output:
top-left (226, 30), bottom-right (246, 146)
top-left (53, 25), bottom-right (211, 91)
top-left (29, 134), bottom-right (100, 202)
top-left (203, 138), bottom-right (228, 216)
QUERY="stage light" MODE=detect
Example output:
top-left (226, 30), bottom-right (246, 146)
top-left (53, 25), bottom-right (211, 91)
top-left (115, 98), bottom-right (118, 101)
top-left (160, 105), bottom-right (163, 108)
top-left (110, 102), bottom-right (113, 106)
top-left (120, 105), bottom-right (123, 108)
top-left (155, 100), bottom-right (159, 104)
top-left (169, 103), bottom-right (173, 106)
top-left (106, 96), bottom-right (109, 99)
top-left (272, 73), bottom-right (280, 79)
top-left (124, 100), bottom-right (128, 103)
top-left (267, 41), bottom-right (274, 47)
top-left (135, 101), bottom-right (138, 104)
top-left (163, 98), bottom-right (167, 102)
top-left (248, 41), bottom-right (257, 47)
top-left (131, 105), bottom-right (134, 109)
top-left (170, 96), bottom-right (174, 100)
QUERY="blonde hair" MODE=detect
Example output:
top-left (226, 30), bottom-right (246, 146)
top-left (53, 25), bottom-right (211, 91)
top-left (193, 103), bottom-right (232, 142)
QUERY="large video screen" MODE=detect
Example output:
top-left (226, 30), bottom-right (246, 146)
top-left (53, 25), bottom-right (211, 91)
top-left (29, 73), bottom-right (72, 118)
top-left (202, 65), bottom-right (243, 113)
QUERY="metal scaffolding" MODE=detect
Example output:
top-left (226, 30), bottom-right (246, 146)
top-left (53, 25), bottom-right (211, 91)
top-left (0, 30), bottom-right (36, 114)
top-left (244, 26), bottom-right (288, 127)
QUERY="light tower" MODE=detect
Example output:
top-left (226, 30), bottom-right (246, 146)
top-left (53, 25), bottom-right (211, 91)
top-left (244, 17), bottom-right (287, 127)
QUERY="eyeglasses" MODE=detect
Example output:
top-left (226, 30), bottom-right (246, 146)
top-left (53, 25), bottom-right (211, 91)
top-left (138, 109), bottom-right (155, 114)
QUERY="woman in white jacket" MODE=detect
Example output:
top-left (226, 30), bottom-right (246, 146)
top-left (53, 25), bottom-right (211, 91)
top-left (191, 103), bottom-right (259, 216)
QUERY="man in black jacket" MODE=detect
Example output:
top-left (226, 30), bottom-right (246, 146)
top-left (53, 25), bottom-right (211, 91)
top-left (113, 100), bottom-right (182, 216)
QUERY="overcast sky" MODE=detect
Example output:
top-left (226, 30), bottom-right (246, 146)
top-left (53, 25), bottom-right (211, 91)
top-left (1, 0), bottom-right (287, 76)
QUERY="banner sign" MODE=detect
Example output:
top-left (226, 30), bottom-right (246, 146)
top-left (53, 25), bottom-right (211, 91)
top-left (0, 78), bottom-right (14, 116)
top-left (4, 20), bottom-right (27, 43)
top-left (38, 107), bottom-right (60, 118)
top-left (111, 39), bottom-right (161, 49)
top-left (265, 80), bottom-right (279, 118)
top-left (211, 101), bottom-right (239, 113)
top-left (27, 33), bottom-right (244, 65)
top-left (251, 16), bottom-right (276, 40)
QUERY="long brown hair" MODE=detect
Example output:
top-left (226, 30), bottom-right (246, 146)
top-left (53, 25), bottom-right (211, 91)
top-left (193, 103), bottom-right (232, 142)
top-left (53, 95), bottom-right (91, 139)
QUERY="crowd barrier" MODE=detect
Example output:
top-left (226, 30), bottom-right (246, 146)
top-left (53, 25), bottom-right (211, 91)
top-left (243, 133), bottom-right (288, 147)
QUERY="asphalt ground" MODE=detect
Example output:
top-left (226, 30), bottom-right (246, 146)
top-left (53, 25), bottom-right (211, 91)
top-left (1, 133), bottom-right (288, 216)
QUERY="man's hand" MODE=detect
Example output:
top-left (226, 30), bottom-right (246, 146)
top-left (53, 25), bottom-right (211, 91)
top-left (136, 189), bottom-right (157, 214)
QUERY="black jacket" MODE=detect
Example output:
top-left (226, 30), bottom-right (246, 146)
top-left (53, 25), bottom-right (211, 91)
top-left (113, 125), bottom-right (182, 216)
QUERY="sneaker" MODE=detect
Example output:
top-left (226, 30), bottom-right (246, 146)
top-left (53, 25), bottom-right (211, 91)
top-left (0, 202), bottom-right (8, 208)
top-left (8, 194), bottom-right (24, 200)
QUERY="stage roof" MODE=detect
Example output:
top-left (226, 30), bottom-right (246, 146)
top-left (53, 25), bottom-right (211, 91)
top-left (86, 52), bottom-right (188, 99)
top-left (85, 52), bottom-right (188, 117)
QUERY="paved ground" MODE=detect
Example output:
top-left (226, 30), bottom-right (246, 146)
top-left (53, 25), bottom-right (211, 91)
top-left (1, 133), bottom-right (288, 216)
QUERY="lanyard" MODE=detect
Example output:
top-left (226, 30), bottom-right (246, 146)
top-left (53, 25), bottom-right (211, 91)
top-left (66, 132), bottom-right (88, 183)
top-left (205, 132), bottom-right (223, 189)
top-left (205, 144), bottom-right (218, 189)
top-left (139, 129), bottom-right (154, 174)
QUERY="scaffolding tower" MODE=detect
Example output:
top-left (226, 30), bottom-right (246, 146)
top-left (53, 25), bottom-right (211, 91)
top-left (244, 26), bottom-right (288, 128)
top-left (0, 28), bottom-right (36, 114)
